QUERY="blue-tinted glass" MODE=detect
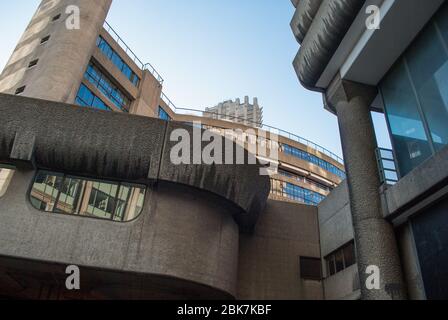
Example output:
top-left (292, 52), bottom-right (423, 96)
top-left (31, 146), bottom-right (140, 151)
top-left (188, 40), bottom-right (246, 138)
top-left (407, 23), bottom-right (448, 151)
top-left (96, 37), bottom-right (140, 87)
top-left (382, 60), bottom-right (433, 176)
top-left (76, 84), bottom-right (94, 106)
top-left (159, 107), bottom-right (171, 121)
top-left (282, 144), bottom-right (345, 179)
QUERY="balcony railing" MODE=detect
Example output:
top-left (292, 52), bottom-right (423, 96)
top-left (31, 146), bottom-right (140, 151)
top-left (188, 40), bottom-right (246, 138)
top-left (160, 93), bottom-right (345, 164)
top-left (103, 21), bottom-right (164, 84)
top-left (376, 148), bottom-right (399, 185)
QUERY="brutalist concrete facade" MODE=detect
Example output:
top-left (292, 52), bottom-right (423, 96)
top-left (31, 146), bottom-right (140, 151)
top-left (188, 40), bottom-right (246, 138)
top-left (0, 94), bottom-right (323, 299)
top-left (290, 0), bottom-right (448, 300)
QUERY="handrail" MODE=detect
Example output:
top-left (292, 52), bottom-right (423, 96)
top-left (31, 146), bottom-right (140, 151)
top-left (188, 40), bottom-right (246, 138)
top-left (160, 93), bottom-right (345, 164)
top-left (103, 21), bottom-right (164, 84)
top-left (376, 147), bottom-right (399, 185)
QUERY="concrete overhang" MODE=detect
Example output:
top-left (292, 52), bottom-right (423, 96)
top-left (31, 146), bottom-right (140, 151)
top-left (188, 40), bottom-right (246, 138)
top-left (0, 94), bottom-right (270, 230)
top-left (316, 0), bottom-right (445, 89)
top-left (294, 0), bottom-right (444, 101)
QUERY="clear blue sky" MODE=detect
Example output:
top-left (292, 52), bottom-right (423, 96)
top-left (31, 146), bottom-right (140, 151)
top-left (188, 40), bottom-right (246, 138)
top-left (0, 0), bottom-right (392, 158)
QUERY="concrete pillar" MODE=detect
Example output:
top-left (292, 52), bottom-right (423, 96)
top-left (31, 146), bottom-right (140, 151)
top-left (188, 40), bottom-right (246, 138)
top-left (326, 75), bottom-right (406, 300)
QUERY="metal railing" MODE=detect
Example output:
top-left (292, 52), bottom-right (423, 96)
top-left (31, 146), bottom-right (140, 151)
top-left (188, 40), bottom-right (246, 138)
top-left (103, 21), bottom-right (164, 84)
top-left (160, 93), bottom-right (345, 164)
top-left (376, 148), bottom-right (399, 185)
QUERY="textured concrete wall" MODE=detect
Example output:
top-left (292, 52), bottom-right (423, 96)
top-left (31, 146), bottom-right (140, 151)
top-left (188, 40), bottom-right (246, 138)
top-left (237, 200), bottom-right (323, 300)
top-left (293, 0), bottom-right (365, 89)
top-left (318, 181), bottom-right (353, 257)
top-left (0, 170), bottom-right (240, 298)
top-left (0, 0), bottom-right (112, 104)
top-left (318, 181), bottom-right (360, 299)
top-left (0, 94), bottom-right (270, 229)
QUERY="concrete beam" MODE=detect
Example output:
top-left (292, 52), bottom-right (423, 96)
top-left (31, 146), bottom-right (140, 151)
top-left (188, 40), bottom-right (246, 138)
top-left (0, 93), bottom-right (270, 230)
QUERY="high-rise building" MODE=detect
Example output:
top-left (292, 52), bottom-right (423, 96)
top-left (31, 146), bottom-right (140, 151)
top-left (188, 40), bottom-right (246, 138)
top-left (204, 96), bottom-right (263, 127)
top-left (0, 0), bottom-right (348, 300)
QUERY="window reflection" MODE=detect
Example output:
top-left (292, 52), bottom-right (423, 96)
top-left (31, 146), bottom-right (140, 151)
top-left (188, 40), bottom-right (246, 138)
top-left (30, 171), bottom-right (146, 222)
top-left (0, 167), bottom-right (15, 198)
top-left (381, 3), bottom-right (448, 177)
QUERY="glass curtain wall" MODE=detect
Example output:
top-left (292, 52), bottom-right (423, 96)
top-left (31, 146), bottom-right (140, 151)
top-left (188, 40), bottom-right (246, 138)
top-left (381, 3), bottom-right (448, 176)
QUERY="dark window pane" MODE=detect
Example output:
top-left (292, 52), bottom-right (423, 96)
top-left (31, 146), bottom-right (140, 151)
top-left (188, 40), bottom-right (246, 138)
top-left (335, 250), bottom-right (344, 273)
top-left (300, 257), bottom-right (322, 280)
top-left (343, 242), bottom-right (356, 268)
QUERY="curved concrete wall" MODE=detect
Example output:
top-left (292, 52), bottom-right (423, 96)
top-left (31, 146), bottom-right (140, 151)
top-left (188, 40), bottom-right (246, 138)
top-left (0, 170), bottom-right (240, 298)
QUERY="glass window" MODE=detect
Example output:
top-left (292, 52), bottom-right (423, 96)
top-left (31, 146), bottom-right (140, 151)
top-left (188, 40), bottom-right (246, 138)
top-left (406, 23), bottom-right (448, 151)
top-left (75, 84), bottom-right (112, 112)
top-left (158, 106), bottom-right (171, 121)
top-left (381, 61), bottom-right (433, 176)
top-left (381, 3), bottom-right (448, 176)
top-left (96, 36), bottom-right (140, 87)
top-left (83, 62), bottom-right (131, 112)
top-left (270, 178), bottom-right (326, 205)
top-left (282, 144), bottom-right (346, 179)
top-left (29, 171), bottom-right (146, 222)
top-left (324, 241), bottom-right (357, 277)
top-left (0, 167), bottom-right (15, 198)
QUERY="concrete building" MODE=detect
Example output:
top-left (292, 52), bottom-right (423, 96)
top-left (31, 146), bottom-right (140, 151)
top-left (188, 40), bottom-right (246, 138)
top-left (0, 0), bottom-right (348, 299)
top-left (290, 0), bottom-right (448, 300)
top-left (204, 96), bottom-right (264, 127)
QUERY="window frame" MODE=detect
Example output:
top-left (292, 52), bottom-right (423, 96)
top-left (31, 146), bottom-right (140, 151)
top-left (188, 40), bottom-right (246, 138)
top-left (29, 170), bottom-right (147, 223)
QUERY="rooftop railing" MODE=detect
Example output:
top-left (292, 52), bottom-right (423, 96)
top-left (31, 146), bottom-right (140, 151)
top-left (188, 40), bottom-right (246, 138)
top-left (160, 93), bottom-right (345, 164)
top-left (103, 21), bottom-right (164, 84)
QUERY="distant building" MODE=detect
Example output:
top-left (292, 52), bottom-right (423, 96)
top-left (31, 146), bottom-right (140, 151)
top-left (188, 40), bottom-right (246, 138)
top-left (204, 96), bottom-right (263, 127)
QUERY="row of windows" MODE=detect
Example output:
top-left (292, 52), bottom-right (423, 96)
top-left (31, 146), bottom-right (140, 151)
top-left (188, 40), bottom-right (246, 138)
top-left (97, 36), bottom-right (140, 87)
top-left (84, 62), bottom-right (131, 112)
top-left (270, 179), bottom-right (326, 206)
top-left (282, 144), bottom-right (346, 179)
top-left (325, 241), bottom-right (356, 277)
top-left (30, 171), bottom-right (146, 222)
top-left (278, 169), bottom-right (332, 192)
top-left (158, 107), bottom-right (172, 121)
top-left (75, 84), bottom-right (112, 111)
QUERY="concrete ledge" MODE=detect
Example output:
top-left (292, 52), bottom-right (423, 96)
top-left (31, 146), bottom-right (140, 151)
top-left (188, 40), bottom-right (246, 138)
top-left (290, 0), bottom-right (323, 44)
top-left (382, 145), bottom-right (448, 219)
top-left (293, 0), bottom-right (365, 89)
top-left (0, 93), bottom-right (270, 229)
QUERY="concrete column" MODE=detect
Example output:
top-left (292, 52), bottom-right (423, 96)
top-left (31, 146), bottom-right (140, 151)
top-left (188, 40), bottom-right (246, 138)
top-left (326, 75), bottom-right (406, 300)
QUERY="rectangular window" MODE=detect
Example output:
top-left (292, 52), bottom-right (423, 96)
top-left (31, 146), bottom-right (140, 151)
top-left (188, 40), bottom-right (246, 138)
top-left (29, 171), bottom-right (146, 222)
top-left (325, 241), bottom-right (356, 277)
top-left (269, 178), bottom-right (326, 206)
top-left (15, 86), bottom-right (25, 95)
top-left (40, 35), bottom-right (50, 44)
top-left (0, 167), bottom-right (15, 198)
top-left (96, 36), bottom-right (140, 87)
top-left (300, 257), bottom-right (322, 281)
top-left (83, 62), bottom-right (131, 112)
top-left (158, 107), bottom-right (171, 121)
top-left (381, 2), bottom-right (448, 177)
top-left (75, 83), bottom-right (112, 112)
top-left (28, 59), bottom-right (39, 68)
top-left (282, 144), bottom-right (346, 179)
